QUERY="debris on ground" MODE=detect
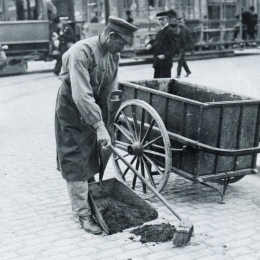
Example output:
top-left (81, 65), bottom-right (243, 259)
top-left (130, 223), bottom-right (176, 243)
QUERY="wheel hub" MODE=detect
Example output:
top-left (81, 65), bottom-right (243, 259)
top-left (128, 142), bottom-right (143, 156)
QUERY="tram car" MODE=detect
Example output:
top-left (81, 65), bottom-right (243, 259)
top-left (0, 0), bottom-right (259, 75)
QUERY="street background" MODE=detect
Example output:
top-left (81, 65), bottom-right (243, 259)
top-left (1, 55), bottom-right (260, 260)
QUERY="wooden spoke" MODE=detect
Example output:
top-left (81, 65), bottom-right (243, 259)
top-left (114, 123), bottom-right (134, 143)
top-left (141, 118), bottom-right (156, 144)
top-left (131, 105), bottom-right (139, 141)
top-left (114, 152), bottom-right (130, 162)
top-left (141, 157), bottom-right (156, 188)
top-left (150, 143), bottom-right (165, 150)
top-left (143, 154), bottom-right (165, 177)
top-left (120, 110), bottom-right (137, 141)
top-left (122, 156), bottom-right (137, 178)
top-left (143, 149), bottom-right (166, 158)
top-left (143, 136), bottom-right (162, 149)
top-left (140, 159), bottom-right (147, 194)
top-left (115, 140), bottom-right (129, 151)
top-left (139, 108), bottom-right (145, 142)
top-left (132, 157), bottom-right (140, 190)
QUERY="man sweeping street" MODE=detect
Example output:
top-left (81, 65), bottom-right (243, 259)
top-left (55, 16), bottom-right (137, 235)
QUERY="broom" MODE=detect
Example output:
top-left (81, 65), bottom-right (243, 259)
top-left (108, 144), bottom-right (194, 247)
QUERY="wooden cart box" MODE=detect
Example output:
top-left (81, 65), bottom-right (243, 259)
top-left (118, 79), bottom-right (260, 182)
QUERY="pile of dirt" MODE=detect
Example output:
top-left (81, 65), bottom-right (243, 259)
top-left (130, 223), bottom-right (176, 243)
top-left (95, 197), bottom-right (157, 234)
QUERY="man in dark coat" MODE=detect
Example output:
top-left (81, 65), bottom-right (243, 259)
top-left (242, 6), bottom-right (258, 41)
top-left (168, 10), bottom-right (193, 78)
top-left (53, 16), bottom-right (75, 75)
top-left (146, 11), bottom-right (178, 78)
top-left (55, 16), bottom-right (137, 234)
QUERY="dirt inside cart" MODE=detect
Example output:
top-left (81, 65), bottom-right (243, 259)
top-left (95, 197), bottom-right (158, 234)
top-left (130, 223), bottom-right (176, 243)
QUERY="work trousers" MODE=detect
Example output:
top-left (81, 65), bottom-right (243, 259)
top-left (66, 180), bottom-right (92, 219)
top-left (177, 50), bottom-right (191, 77)
top-left (154, 68), bottom-right (171, 78)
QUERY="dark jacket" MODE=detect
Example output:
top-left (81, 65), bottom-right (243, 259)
top-left (59, 24), bottom-right (75, 44)
top-left (170, 24), bottom-right (194, 52)
top-left (151, 25), bottom-right (178, 69)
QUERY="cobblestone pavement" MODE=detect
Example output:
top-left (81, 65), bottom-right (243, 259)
top-left (1, 58), bottom-right (260, 260)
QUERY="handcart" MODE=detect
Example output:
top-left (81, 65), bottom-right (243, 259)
top-left (111, 79), bottom-right (260, 201)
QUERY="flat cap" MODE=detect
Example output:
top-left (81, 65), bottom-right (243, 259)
top-left (107, 16), bottom-right (138, 44)
top-left (59, 15), bottom-right (69, 21)
top-left (156, 11), bottom-right (170, 18)
top-left (168, 10), bottom-right (177, 18)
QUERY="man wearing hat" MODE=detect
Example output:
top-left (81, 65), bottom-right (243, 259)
top-left (168, 10), bottom-right (193, 78)
top-left (146, 11), bottom-right (178, 78)
top-left (55, 16), bottom-right (137, 234)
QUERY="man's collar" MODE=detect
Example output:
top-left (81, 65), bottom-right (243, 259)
top-left (98, 36), bottom-right (108, 56)
top-left (160, 23), bottom-right (169, 30)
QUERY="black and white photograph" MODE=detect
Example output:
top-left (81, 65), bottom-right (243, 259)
top-left (1, 0), bottom-right (260, 259)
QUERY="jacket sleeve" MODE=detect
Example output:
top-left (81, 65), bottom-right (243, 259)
top-left (182, 26), bottom-right (194, 51)
top-left (69, 49), bottom-right (104, 129)
top-left (99, 65), bottom-right (119, 125)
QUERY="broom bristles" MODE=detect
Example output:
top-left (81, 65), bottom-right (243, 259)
top-left (172, 219), bottom-right (194, 247)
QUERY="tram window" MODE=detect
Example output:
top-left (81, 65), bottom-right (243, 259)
top-left (148, 0), bottom-right (165, 8)
top-left (225, 5), bottom-right (236, 19)
top-left (5, 0), bottom-right (37, 21)
top-left (3, 0), bottom-right (57, 21)
top-left (208, 5), bottom-right (220, 20)
top-left (0, 0), bottom-right (4, 21)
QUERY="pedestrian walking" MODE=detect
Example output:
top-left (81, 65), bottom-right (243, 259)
top-left (53, 16), bottom-right (75, 76)
top-left (55, 16), bottom-right (137, 234)
top-left (0, 44), bottom-right (7, 70)
top-left (247, 6), bottom-right (258, 41)
top-left (168, 10), bottom-right (193, 78)
top-left (242, 6), bottom-right (258, 42)
top-left (0, 44), bottom-right (6, 60)
top-left (146, 11), bottom-right (178, 78)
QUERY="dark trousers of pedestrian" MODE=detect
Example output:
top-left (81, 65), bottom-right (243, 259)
top-left (54, 42), bottom-right (68, 75)
top-left (154, 68), bottom-right (171, 78)
top-left (247, 27), bottom-right (256, 40)
top-left (177, 50), bottom-right (191, 77)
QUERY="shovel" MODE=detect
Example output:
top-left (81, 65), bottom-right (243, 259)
top-left (88, 191), bottom-right (110, 234)
top-left (99, 90), bottom-right (123, 181)
top-left (89, 90), bottom-right (123, 233)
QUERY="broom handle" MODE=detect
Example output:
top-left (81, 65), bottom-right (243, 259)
top-left (109, 145), bottom-right (183, 222)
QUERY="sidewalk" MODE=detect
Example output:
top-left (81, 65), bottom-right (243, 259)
top-left (1, 61), bottom-right (260, 260)
top-left (120, 47), bottom-right (260, 66)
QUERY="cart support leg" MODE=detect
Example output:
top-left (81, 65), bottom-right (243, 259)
top-left (221, 178), bottom-right (230, 204)
top-left (198, 177), bottom-right (230, 203)
top-left (199, 182), bottom-right (224, 202)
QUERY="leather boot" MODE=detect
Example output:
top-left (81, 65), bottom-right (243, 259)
top-left (79, 215), bottom-right (102, 235)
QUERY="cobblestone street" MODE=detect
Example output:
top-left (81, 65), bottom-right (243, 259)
top-left (1, 56), bottom-right (260, 260)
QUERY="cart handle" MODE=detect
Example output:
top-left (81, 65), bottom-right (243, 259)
top-left (169, 132), bottom-right (260, 156)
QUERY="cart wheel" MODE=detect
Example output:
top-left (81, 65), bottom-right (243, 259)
top-left (218, 176), bottom-right (245, 184)
top-left (112, 100), bottom-right (172, 199)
